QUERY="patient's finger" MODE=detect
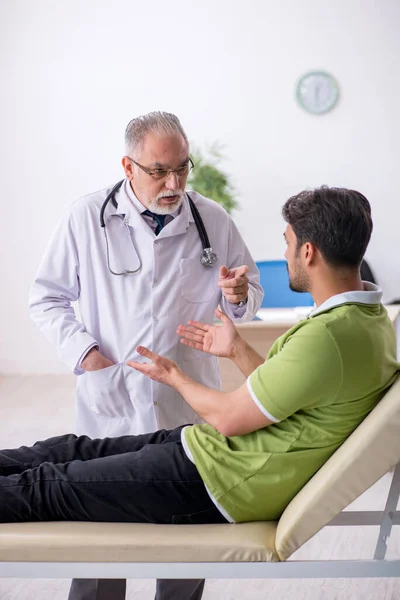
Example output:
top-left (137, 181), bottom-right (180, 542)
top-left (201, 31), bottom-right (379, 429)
top-left (177, 325), bottom-right (205, 340)
top-left (127, 360), bottom-right (149, 373)
top-left (215, 308), bottom-right (231, 322)
top-left (179, 331), bottom-right (204, 344)
top-left (180, 338), bottom-right (204, 351)
top-left (178, 332), bottom-right (205, 345)
top-left (136, 346), bottom-right (158, 361)
top-left (186, 320), bottom-right (210, 332)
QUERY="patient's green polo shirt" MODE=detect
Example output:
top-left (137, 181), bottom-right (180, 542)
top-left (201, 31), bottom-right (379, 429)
top-left (183, 286), bottom-right (399, 523)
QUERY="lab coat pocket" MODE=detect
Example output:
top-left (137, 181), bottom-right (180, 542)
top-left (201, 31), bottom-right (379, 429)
top-left (179, 258), bottom-right (216, 303)
top-left (84, 363), bottom-right (134, 418)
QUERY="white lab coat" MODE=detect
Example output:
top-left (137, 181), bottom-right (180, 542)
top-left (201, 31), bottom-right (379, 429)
top-left (29, 180), bottom-right (263, 438)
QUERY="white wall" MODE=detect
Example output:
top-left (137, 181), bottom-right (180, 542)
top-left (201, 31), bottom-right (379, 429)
top-left (1, 0), bottom-right (399, 374)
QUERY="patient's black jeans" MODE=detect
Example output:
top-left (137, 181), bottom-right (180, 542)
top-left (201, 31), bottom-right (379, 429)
top-left (0, 427), bottom-right (228, 525)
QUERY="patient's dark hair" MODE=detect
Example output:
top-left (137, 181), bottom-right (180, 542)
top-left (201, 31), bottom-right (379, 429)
top-left (282, 186), bottom-right (373, 268)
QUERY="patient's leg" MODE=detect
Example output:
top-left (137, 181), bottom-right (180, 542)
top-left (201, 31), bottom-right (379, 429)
top-left (0, 427), bottom-right (227, 527)
top-left (0, 428), bottom-right (179, 476)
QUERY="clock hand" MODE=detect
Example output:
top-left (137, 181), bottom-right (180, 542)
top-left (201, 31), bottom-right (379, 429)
top-left (315, 85), bottom-right (320, 105)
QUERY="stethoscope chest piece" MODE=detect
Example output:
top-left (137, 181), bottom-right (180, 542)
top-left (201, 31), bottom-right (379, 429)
top-left (201, 248), bottom-right (218, 268)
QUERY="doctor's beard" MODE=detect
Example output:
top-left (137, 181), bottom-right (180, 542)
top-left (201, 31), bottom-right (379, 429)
top-left (147, 189), bottom-right (184, 215)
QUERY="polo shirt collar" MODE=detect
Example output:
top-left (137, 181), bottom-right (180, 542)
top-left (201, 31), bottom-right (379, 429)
top-left (310, 282), bottom-right (382, 318)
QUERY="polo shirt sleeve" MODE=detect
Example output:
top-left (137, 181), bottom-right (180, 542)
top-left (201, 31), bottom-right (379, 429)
top-left (247, 321), bottom-right (343, 422)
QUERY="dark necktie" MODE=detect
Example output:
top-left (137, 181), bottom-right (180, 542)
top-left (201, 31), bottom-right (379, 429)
top-left (143, 210), bottom-right (166, 235)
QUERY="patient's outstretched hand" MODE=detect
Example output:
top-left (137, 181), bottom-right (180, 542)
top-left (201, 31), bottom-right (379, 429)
top-left (177, 309), bottom-right (239, 359)
top-left (127, 348), bottom-right (182, 387)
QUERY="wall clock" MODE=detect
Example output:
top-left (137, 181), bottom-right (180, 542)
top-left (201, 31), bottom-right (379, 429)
top-left (296, 71), bottom-right (339, 114)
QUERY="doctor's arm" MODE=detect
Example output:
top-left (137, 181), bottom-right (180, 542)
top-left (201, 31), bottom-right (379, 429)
top-left (219, 218), bottom-right (263, 323)
top-left (28, 208), bottom-right (101, 375)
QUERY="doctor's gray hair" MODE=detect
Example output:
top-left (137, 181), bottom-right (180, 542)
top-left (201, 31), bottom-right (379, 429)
top-left (125, 112), bottom-right (188, 156)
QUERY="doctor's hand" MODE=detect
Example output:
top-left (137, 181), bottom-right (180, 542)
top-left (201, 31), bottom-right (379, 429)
top-left (127, 348), bottom-right (183, 388)
top-left (218, 265), bottom-right (249, 305)
top-left (81, 348), bottom-right (115, 371)
top-left (177, 309), bottom-right (240, 359)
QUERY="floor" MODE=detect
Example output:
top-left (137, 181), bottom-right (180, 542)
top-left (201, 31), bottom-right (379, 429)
top-left (0, 375), bottom-right (399, 599)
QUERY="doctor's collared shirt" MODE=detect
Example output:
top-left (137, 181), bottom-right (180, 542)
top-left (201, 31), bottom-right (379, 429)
top-left (124, 180), bottom-right (179, 233)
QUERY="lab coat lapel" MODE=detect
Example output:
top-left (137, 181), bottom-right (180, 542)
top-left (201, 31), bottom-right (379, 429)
top-left (116, 184), bottom-right (151, 233)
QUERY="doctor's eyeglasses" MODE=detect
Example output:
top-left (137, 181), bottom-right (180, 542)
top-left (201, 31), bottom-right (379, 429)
top-left (127, 157), bottom-right (194, 181)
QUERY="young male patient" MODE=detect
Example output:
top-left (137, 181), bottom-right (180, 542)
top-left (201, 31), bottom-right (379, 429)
top-left (0, 186), bottom-right (398, 525)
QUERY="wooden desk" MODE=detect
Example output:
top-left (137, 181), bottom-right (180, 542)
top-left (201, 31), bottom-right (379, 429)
top-left (219, 305), bottom-right (400, 392)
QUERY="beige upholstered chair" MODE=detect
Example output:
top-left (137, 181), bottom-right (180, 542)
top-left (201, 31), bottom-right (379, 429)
top-left (0, 377), bottom-right (400, 580)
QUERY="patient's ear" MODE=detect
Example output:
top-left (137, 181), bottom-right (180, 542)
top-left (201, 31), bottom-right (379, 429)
top-left (303, 242), bottom-right (317, 266)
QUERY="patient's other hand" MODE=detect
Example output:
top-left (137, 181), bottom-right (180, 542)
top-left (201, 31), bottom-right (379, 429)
top-left (177, 309), bottom-right (240, 359)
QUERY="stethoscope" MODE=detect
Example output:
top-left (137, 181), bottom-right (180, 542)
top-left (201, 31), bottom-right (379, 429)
top-left (99, 180), bottom-right (218, 275)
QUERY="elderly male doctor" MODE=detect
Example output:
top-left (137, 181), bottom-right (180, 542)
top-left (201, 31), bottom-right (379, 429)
top-left (29, 111), bottom-right (263, 600)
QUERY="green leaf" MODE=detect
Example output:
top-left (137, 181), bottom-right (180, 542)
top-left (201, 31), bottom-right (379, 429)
top-left (188, 143), bottom-right (238, 214)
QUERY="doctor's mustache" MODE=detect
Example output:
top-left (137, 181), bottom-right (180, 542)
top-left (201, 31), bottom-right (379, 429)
top-left (155, 190), bottom-right (184, 201)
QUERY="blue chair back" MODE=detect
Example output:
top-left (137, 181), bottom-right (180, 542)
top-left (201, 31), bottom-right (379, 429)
top-left (256, 260), bottom-right (314, 308)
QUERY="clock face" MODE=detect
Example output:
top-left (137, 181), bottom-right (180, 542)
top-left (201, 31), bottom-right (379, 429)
top-left (296, 71), bottom-right (339, 114)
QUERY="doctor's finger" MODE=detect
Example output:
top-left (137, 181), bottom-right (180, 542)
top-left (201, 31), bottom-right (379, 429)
top-left (232, 265), bottom-right (249, 277)
top-left (224, 265), bottom-right (249, 279)
top-left (229, 276), bottom-right (249, 289)
top-left (219, 265), bottom-right (235, 280)
top-left (238, 274), bottom-right (250, 284)
top-left (218, 275), bottom-right (249, 289)
top-left (221, 284), bottom-right (248, 296)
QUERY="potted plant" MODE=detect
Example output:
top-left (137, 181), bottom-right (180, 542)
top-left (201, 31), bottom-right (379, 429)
top-left (188, 143), bottom-right (238, 214)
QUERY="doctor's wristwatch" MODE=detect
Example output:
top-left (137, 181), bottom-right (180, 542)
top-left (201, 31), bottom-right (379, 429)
top-left (235, 298), bottom-right (248, 308)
